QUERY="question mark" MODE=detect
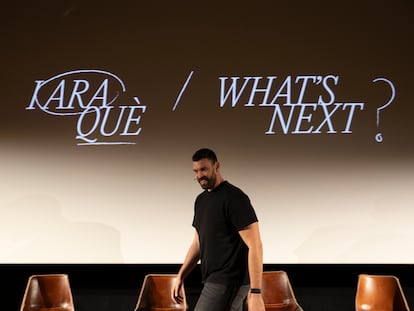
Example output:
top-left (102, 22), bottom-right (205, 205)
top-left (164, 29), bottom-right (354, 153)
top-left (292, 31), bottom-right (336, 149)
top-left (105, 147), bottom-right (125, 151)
top-left (373, 78), bottom-right (395, 143)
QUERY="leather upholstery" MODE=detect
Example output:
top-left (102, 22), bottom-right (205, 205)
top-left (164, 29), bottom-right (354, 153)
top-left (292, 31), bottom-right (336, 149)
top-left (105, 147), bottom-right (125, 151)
top-left (356, 274), bottom-right (410, 311)
top-left (258, 271), bottom-right (304, 311)
top-left (134, 274), bottom-right (188, 311)
top-left (20, 274), bottom-right (74, 311)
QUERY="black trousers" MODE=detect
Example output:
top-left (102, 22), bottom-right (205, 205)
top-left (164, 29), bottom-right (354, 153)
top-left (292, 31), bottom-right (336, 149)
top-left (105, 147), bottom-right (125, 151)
top-left (194, 282), bottom-right (250, 311)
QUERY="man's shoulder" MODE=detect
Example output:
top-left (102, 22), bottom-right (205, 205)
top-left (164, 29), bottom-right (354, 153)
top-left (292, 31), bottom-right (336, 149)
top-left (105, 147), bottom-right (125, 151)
top-left (222, 180), bottom-right (245, 193)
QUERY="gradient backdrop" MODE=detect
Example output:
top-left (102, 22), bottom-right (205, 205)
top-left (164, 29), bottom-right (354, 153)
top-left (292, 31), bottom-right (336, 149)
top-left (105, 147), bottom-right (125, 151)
top-left (2, 0), bottom-right (413, 264)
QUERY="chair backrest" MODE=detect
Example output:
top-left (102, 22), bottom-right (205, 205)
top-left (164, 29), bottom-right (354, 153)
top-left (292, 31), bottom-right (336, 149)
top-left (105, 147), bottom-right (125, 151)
top-left (261, 271), bottom-right (303, 311)
top-left (356, 274), bottom-right (410, 311)
top-left (134, 274), bottom-right (188, 311)
top-left (20, 274), bottom-right (75, 311)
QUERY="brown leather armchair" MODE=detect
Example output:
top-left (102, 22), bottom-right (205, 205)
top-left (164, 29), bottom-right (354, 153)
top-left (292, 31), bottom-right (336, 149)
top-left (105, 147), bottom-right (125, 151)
top-left (20, 274), bottom-right (75, 311)
top-left (134, 274), bottom-right (188, 311)
top-left (355, 274), bottom-right (410, 311)
top-left (255, 270), bottom-right (304, 311)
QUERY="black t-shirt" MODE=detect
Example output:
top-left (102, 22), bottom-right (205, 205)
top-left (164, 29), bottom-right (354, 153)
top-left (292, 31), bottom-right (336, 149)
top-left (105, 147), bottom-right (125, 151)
top-left (192, 181), bottom-right (258, 285)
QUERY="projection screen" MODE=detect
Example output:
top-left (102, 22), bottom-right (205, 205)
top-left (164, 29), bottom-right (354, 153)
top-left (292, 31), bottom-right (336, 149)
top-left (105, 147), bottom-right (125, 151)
top-left (1, 1), bottom-right (413, 264)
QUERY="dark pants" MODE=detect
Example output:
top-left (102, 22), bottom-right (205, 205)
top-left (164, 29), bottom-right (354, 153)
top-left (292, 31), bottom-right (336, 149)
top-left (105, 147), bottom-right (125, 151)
top-left (194, 282), bottom-right (250, 311)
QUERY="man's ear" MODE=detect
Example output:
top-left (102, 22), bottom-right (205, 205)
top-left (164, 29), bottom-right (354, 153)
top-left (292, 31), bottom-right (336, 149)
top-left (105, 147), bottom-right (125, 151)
top-left (215, 161), bottom-right (220, 171)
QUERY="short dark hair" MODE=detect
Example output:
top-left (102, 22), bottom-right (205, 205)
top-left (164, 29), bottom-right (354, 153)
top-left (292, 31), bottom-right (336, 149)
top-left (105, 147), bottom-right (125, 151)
top-left (192, 148), bottom-right (218, 163)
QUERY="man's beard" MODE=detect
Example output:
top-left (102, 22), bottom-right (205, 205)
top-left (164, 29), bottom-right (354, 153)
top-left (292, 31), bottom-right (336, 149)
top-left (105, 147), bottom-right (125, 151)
top-left (198, 175), bottom-right (216, 190)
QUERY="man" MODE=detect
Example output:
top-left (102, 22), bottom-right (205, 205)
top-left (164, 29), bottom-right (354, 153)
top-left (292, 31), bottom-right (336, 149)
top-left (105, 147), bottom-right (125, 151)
top-left (172, 148), bottom-right (265, 311)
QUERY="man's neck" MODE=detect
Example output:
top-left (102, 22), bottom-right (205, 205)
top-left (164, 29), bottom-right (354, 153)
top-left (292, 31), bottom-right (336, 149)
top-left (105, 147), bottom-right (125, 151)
top-left (208, 177), bottom-right (224, 192)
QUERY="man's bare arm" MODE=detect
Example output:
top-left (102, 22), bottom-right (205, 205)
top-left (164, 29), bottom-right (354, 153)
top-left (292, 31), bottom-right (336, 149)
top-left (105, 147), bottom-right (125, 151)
top-left (171, 231), bottom-right (200, 304)
top-left (239, 221), bottom-right (265, 311)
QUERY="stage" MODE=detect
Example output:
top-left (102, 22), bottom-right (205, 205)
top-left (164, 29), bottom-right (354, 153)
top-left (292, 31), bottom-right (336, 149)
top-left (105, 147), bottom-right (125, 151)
top-left (8, 263), bottom-right (414, 311)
